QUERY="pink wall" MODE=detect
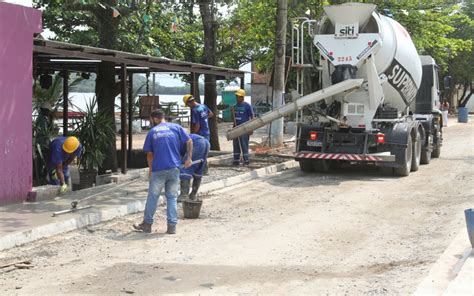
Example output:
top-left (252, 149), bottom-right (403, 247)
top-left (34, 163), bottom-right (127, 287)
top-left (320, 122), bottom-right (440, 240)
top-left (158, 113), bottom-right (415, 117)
top-left (0, 3), bottom-right (42, 204)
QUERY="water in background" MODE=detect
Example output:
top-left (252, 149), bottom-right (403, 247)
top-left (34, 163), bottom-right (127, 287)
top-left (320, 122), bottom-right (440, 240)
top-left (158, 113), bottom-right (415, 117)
top-left (68, 92), bottom-right (251, 113)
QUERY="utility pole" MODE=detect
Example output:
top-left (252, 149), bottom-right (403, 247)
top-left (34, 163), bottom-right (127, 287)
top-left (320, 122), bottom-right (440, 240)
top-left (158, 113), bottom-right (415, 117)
top-left (270, 0), bottom-right (287, 147)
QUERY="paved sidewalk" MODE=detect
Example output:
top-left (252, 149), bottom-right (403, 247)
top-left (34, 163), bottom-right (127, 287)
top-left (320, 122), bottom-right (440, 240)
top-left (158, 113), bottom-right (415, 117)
top-left (0, 179), bottom-right (149, 251)
top-left (0, 160), bottom-right (298, 252)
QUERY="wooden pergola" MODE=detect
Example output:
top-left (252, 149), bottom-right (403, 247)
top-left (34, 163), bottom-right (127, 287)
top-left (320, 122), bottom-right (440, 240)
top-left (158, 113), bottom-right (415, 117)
top-left (33, 38), bottom-right (247, 174)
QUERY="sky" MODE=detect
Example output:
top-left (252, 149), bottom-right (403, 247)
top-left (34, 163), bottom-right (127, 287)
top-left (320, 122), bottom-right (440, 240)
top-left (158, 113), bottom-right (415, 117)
top-left (2, 0), bottom-right (31, 6)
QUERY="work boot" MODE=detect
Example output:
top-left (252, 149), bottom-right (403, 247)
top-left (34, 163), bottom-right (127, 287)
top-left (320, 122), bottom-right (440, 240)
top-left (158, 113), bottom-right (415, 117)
top-left (189, 177), bottom-right (202, 200)
top-left (177, 179), bottom-right (191, 202)
top-left (232, 160), bottom-right (240, 166)
top-left (166, 224), bottom-right (176, 234)
top-left (133, 221), bottom-right (152, 233)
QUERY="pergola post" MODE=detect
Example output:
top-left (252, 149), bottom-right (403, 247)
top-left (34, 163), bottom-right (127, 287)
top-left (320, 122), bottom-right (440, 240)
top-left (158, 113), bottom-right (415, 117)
top-left (128, 72), bottom-right (133, 164)
top-left (62, 70), bottom-right (69, 136)
top-left (120, 64), bottom-right (128, 174)
top-left (189, 72), bottom-right (194, 126)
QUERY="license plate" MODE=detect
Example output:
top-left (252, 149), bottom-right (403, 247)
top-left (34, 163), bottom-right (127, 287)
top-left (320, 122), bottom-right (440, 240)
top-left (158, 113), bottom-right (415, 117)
top-left (307, 140), bottom-right (322, 147)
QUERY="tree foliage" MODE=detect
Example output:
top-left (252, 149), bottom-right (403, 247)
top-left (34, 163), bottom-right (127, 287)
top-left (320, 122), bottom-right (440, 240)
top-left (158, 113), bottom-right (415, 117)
top-left (373, 1), bottom-right (472, 75)
top-left (35, 0), bottom-right (473, 86)
top-left (35, 0), bottom-right (473, 139)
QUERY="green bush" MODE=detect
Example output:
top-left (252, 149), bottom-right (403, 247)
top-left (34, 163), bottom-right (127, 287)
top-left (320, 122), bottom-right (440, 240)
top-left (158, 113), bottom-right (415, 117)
top-left (75, 97), bottom-right (115, 171)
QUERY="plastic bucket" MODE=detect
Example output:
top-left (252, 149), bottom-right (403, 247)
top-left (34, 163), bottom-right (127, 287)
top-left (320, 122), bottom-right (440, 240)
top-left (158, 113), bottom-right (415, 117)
top-left (465, 209), bottom-right (474, 248)
top-left (183, 200), bottom-right (203, 219)
top-left (458, 107), bottom-right (469, 123)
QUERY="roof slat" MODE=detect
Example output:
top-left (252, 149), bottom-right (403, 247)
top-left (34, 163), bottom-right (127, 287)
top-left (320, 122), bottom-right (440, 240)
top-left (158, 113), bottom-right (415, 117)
top-left (33, 38), bottom-right (246, 78)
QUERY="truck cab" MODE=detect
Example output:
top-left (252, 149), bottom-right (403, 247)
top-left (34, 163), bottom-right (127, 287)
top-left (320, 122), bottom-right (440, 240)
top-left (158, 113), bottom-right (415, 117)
top-left (414, 56), bottom-right (441, 114)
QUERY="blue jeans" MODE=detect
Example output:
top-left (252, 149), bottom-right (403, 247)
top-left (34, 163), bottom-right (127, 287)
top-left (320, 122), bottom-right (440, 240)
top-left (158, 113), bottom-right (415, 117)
top-left (144, 168), bottom-right (179, 225)
top-left (180, 138), bottom-right (210, 180)
top-left (233, 134), bottom-right (250, 163)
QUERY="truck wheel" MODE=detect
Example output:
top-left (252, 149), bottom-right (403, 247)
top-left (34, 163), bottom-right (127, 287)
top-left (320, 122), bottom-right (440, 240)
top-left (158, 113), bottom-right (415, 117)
top-left (299, 160), bottom-right (314, 172)
top-left (420, 149), bottom-right (431, 164)
top-left (420, 135), bottom-right (431, 165)
top-left (432, 142), bottom-right (441, 158)
top-left (411, 130), bottom-right (421, 171)
top-left (432, 134), bottom-right (441, 158)
top-left (394, 136), bottom-right (412, 177)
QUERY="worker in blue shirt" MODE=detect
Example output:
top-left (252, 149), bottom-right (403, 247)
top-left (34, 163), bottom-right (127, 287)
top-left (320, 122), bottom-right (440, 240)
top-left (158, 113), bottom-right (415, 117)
top-left (48, 136), bottom-right (82, 193)
top-left (178, 133), bottom-right (210, 202)
top-left (183, 94), bottom-right (214, 141)
top-left (232, 89), bottom-right (254, 165)
top-left (133, 109), bottom-right (192, 234)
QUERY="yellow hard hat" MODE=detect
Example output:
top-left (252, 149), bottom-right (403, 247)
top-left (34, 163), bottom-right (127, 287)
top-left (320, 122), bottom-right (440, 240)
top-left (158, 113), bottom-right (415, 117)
top-left (183, 94), bottom-right (194, 105)
top-left (63, 136), bottom-right (80, 154)
top-left (235, 89), bottom-right (246, 97)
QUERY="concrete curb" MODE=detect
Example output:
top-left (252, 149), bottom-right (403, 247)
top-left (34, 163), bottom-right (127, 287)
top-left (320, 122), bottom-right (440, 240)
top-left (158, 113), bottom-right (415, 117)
top-left (414, 229), bottom-right (473, 295)
top-left (30, 185), bottom-right (59, 202)
top-left (0, 160), bottom-right (298, 252)
top-left (444, 249), bottom-right (474, 295)
top-left (207, 153), bottom-right (234, 166)
top-left (202, 160), bottom-right (298, 192)
top-left (0, 200), bottom-right (146, 252)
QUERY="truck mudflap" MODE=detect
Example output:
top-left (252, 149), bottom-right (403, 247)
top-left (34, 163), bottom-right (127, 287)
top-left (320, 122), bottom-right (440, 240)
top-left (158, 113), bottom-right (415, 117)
top-left (295, 151), bottom-right (395, 162)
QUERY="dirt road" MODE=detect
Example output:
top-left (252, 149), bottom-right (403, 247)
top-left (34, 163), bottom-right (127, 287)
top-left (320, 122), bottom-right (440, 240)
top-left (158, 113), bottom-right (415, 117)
top-left (1, 121), bottom-right (473, 294)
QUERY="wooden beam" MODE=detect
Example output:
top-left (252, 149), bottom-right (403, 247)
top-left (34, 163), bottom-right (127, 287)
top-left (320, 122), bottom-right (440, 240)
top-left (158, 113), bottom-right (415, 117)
top-left (128, 72), bottom-right (134, 163)
top-left (120, 64), bottom-right (127, 174)
top-left (34, 45), bottom-right (245, 78)
top-left (62, 70), bottom-right (69, 136)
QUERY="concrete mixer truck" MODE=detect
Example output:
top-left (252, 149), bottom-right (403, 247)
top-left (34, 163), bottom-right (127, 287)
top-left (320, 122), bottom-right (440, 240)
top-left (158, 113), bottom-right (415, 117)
top-left (226, 2), bottom-right (443, 176)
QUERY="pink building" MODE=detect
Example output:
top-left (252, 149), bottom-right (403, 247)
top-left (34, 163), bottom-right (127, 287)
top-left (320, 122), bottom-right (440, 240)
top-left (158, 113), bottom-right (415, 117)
top-left (0, 2), bottom-right (42, 204)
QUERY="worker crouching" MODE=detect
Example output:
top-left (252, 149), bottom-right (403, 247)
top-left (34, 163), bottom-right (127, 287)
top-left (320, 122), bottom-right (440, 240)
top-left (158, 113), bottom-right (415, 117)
top-left (178, 134), bottom-right (210, 202)
top-left (48, 136), bottom-right (82, 193)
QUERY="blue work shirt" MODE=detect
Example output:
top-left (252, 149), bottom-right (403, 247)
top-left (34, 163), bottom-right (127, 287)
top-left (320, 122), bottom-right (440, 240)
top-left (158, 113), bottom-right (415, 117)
top-left (48, 137), bottom-right (82, 169)
top-left (189, 134), bottom-right (208, 155)
top-left (143, 122), bottom-right (191, 172)
top-left (191, 104), bottom-right (211, 137)
top-left (180, 133), bottom-right (210, 180)
top-left (189, 133), bottom-right (205, 142)
top-left (234, 102), bottom-right (254, 126)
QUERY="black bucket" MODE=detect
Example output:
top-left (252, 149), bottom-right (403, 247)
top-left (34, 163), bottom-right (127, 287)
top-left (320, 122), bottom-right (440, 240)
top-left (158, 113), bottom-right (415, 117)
top-left (183, 200), bottom-right (203, 219)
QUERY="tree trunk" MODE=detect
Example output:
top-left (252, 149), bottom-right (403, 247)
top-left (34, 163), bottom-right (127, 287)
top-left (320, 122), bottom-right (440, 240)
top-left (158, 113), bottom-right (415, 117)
top-left (270, 0), bottom-right (288, 147)
top-left (459, 81), bottom-right (473, 108)
top-left (191, 73), bottom-right (201, 103)
top-left (95, 4), bottom-right (120, 173)
top-left (204, 75), bottom-right (219, 149)
top-left (199, 0), bottom-right (220, 151)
